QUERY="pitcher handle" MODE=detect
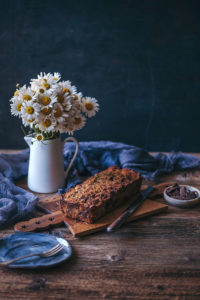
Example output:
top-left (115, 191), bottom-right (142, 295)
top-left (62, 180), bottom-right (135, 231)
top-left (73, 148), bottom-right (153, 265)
top-left (63, 137), bottom-right (79, 178)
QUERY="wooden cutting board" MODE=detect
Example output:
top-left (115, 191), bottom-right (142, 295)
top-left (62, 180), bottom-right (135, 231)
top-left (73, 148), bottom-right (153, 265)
top-left (14, 182), bottom-right (169, 237)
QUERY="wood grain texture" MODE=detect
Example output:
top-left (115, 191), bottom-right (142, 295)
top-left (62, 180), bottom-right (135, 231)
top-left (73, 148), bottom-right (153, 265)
top-left (15, 191), bottom-right (168, 237)
top-left (64, 199), bottom-right (167, 237)
top-left (0, 150), bottom-right (200, 299)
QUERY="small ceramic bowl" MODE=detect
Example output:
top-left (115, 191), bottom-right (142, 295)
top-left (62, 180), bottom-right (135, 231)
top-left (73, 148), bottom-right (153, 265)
top-left (163, 185), bottom-right (200, 208)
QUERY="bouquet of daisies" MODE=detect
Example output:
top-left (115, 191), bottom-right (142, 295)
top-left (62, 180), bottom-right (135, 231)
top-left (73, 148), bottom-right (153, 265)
top-left (10, 72), bottom-right (99, 141)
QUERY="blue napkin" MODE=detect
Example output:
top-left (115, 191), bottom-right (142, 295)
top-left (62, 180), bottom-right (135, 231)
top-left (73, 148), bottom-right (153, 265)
top-left (61, 141), bottom-right (200, 191)
top-left (0, 150), bottom-right (37, 228)
top-left (1, 141), bottom-right (200, 228)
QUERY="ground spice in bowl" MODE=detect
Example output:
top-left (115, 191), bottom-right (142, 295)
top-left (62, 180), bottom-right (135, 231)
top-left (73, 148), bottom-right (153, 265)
top-left (166, 184), bottom-right (198, 200)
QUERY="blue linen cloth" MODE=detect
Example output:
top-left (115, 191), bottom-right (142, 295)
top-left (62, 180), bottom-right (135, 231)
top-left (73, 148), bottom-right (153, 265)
top-left (1, 141), bottom-right (200, 228)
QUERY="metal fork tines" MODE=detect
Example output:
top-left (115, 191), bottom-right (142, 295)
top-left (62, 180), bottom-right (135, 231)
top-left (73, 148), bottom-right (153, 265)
top-left (0, 243), bottom-right (64, 266)
top-left (41, 243), bottom-right (64, 257)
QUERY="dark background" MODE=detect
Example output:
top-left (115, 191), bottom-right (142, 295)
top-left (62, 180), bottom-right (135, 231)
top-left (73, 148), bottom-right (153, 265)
top-left (0, 0), bottom-right (199, 151)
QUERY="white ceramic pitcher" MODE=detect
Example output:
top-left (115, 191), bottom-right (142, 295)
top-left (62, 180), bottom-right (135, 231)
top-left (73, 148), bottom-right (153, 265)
top-left (24, 136), bottom-right (79, 193)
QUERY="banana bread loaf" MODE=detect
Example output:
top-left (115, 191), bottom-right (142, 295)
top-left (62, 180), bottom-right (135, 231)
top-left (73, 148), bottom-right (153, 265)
top-left (60, 166), bottom-right (142, 223)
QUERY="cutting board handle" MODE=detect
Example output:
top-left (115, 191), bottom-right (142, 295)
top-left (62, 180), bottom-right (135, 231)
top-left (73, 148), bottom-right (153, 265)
top-left (14, 211), bottom-right (64, 232)
top-left (14, 181), bottom-right (171, 235)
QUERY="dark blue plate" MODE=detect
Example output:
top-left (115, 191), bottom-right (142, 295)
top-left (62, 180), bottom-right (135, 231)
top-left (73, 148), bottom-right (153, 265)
top-left (0, 232), bottom-right (72, 269)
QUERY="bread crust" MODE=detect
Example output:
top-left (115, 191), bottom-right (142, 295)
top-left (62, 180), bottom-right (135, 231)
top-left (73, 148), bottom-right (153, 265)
top-left (60, 166), bottom-right (142, 223)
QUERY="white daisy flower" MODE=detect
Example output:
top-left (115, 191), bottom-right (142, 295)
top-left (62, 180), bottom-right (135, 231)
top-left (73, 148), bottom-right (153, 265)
top-left (67, 106), bottom-right (78, 118)
top-left (69, 92), bottom-right (82, 107)
top-left (62, 96), bottom-right (72, 111)
top-left (53, 103), bottom-right (69, 123)
top-left (21, 100), bottom-right (40, 121)
top-left (40, 106), bottom-right (53, 117)
top-left (56, 88), bottom-right (70, 105)
top-left (39, 93), bottom-right (57, 108)
top-left (59, 80), bottom-right (77, 96)
top-left (17, 85), bottom-right (36, 101)
top-left (59, 120), bottom-right (75, 135)
top-left (30, 79), bottom-right (43, 94)
top-left (22, 117), bottom-right (36, 128)
top-left (81, 97), bottom-right (99, 117)
top-left (36, 117), bottom-right (57, 133)
top-left (31, 72), bottom-right (57, 94)
top-left (71, 114), bottom-right (86, 131)
top-left (69, 92), bottom-right (82, 113)
top-left (56, 87), bottom-right (72, 111)
top-left (35, 133), bottom-right (44, 142)
top-left (10, 72), bottom-right (100, 136)
top-left (72, 92), bottom-right (82, 102)
top-left (53, 72), bottom-right (61, 82)
top-left (10, 97), bottom-right (23, 116)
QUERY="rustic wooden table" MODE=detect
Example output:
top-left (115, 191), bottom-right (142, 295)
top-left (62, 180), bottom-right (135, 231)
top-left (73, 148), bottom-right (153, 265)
top-left (0, 150), bottom-right (199, 300)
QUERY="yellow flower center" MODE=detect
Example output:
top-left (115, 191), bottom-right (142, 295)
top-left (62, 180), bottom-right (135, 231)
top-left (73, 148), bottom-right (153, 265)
top-left (85, 102), bottom-right (94, 111)
top-left (14, 90), bottom-right (18, 96)
top-left (41, 96), bottom-right (51, 106)
top-left (57, 95), bottom-right (64, 103)
top-left (54, 77), bottom-right (58, 81)
top-left (43, 119), bottom-right (51, 127)
top-left (42, 107), bottom-right (52, 115)
top-left (42, 83), bottom-right (50, 90)
top-left (16, 103), bottom-right (22, 111)
top-left (36, 135), bottom-right (43, 141)
top-left (24, 94), bottom-right (32, 101)
top-left (54, 108), bottom-right (62, 118)
top-left (74, 118), bottom-right (81, 125)
top-left (27, 119), bottom-right (34, 123)
top-left (73, 94), bottom-right (78, 100)
top-left (63, 88), bottom-right (71, 94)
top-left (39, 88), bottom-right (45, 93)
top-left (26, 106), bottom-right (34, 114)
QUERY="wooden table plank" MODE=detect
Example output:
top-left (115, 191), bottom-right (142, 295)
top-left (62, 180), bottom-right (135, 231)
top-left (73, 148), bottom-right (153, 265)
top-left (0, 150), bottom-right (199, 299)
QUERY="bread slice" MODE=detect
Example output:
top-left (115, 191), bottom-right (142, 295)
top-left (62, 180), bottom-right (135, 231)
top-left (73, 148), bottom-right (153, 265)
top-left (60, 166), bottom-right (142, 223)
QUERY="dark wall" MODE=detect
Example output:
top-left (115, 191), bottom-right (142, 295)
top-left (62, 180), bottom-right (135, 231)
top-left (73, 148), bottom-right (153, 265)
top-left (0, 0), bottom-right (199, 151)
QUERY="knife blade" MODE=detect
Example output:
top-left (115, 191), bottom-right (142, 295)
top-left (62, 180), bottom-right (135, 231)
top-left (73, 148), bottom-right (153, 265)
top-left (107, 185), bottom-right (155, 232)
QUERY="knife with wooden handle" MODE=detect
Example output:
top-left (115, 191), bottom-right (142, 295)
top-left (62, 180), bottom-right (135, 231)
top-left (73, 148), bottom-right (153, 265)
top-left (107, 185), bottom-right (155, 232)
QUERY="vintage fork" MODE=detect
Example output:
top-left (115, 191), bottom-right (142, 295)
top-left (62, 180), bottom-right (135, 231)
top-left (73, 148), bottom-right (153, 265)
top-left (0, 243), bottom-right (64, 266)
